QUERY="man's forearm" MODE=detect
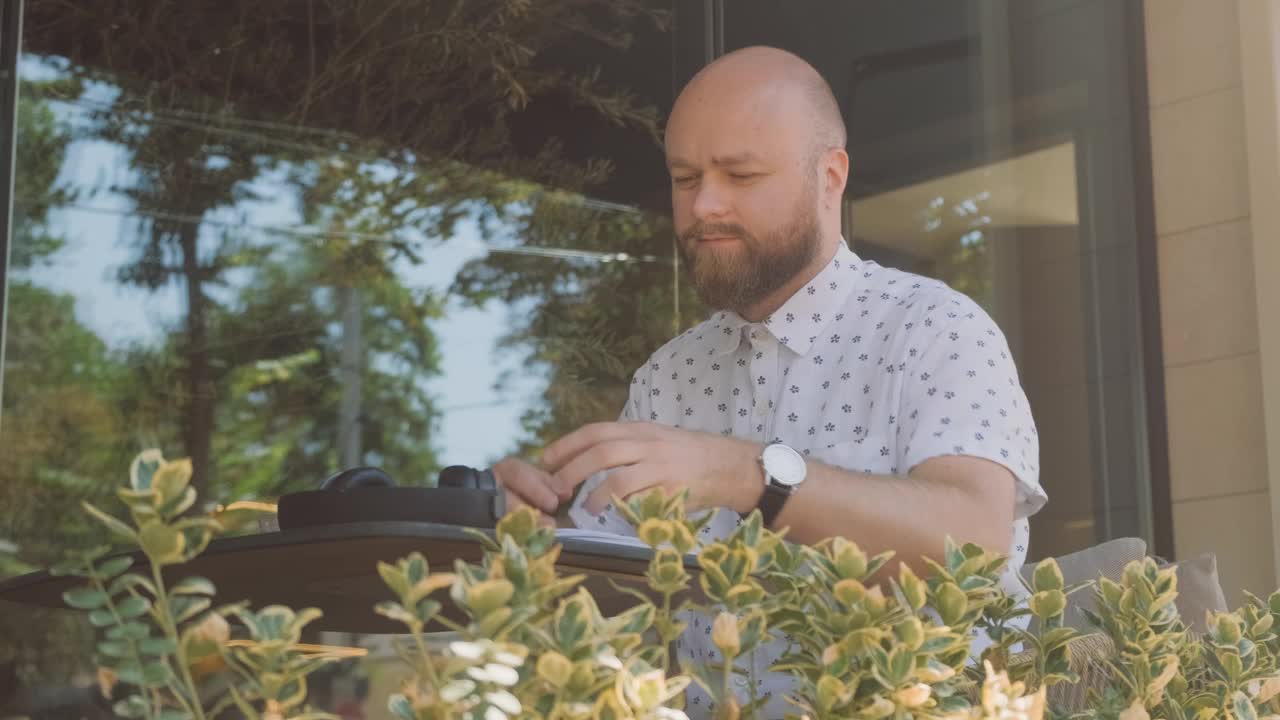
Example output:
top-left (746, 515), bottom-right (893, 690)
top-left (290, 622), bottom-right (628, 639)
top-left (733, 446), bottom-right (1016, 575)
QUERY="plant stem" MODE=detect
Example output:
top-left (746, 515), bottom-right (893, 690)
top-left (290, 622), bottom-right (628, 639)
top-left (721, 654), bottom-right (733, 707)
top-left (410, 626), bottom-right (442, 689)
top-left (151, 563), bottom-right (208, 720)
top-left (660, 592), bottom-right (673, 673)
top-left (87, 569), bottom-right (161, 720)
top-left (1035, 638), bottom-right (1046, 686)
top-left (430, 615), bottom-right (467, 634)
top-left (164, 676), bottom-right (199, 718)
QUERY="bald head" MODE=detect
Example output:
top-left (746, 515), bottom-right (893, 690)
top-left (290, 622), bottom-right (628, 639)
top-left (666, 46), bottom-right (846, 159)
top-left (663, 46), bottom-right (852, 320)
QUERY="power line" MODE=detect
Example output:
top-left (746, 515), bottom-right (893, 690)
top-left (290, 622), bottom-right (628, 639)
top-left (47, 94), bottom-right (647, 217)
top-left (439, 395), bottom-right (544, 413)
top-left (53, 201), bottom-right (672, 265)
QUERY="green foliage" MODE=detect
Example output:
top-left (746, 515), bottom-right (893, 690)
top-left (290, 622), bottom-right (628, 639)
top-left (1, 78), bottom-right (142, 687)
top-left (11, 77), bottom-right (80, 270)
top-left (1069, 559), bottom-right (1280, 720)
top-left (1076, 558), bottom-right (1188, 719)
top-left (65, 451), bottom-right (1280, 720)
top-left (58, 451), bottom-right (329, 720)
top-left (55, 450), bottom-right (1055, 720)
top-left (375, 507), bottom-right (689, 720)
top-left (363, 484), bottom-right (1051, 720)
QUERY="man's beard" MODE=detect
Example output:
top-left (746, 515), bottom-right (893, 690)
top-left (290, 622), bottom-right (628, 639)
top-left (677, 199), bottom-right (822, 315)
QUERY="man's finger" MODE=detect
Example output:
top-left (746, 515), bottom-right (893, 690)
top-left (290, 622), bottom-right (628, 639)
top-left (552, 439), bottom-right (645, 496)
top-left (542, 422), bottom-right (626, 473)
top-left (584, 465), bottom-right (654, 515)
top-left (510, 471), bottom-right (560, 513)
top-left (543, 421), bottom-right (661, 474)
top-left (494, 460), bottom-right (560, 513)
top-left (503, 489), bottom-right (556, 529)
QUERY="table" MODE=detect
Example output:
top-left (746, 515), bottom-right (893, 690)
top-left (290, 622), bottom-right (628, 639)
top-left (0, 522), bottom-right (698, 633)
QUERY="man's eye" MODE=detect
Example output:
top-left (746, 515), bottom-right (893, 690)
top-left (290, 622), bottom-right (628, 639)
top-left (730, 173), bottom-right (759, 181)
top-left (672, 176), bottom-right (698, 186)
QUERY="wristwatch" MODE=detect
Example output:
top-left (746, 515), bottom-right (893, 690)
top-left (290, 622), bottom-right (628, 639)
top-left (754, 443), bottom-right (807, 528)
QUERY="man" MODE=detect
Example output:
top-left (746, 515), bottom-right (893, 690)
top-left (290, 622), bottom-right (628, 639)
top-left (493, 46), bottom-right (1045, 714)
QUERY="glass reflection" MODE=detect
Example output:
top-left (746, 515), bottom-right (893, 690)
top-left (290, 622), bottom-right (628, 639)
top-left (3, 0), bottom-right (686, 707)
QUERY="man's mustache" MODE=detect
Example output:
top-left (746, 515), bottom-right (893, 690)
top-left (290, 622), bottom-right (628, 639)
top-left (679, 223), bottom-right (752, 245)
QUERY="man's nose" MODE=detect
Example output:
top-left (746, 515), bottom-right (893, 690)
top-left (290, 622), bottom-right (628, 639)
top-left (691, 179), bottom-right (731, 221)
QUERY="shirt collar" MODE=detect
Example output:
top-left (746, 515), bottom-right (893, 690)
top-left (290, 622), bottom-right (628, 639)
top-left (760, 241), bottom-right (861, 356)
top-left (709, 310), bottom-right (751, 356)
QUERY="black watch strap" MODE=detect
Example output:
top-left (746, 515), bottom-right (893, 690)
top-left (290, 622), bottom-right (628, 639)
top-left (756, 482), bottom-right (793, 529)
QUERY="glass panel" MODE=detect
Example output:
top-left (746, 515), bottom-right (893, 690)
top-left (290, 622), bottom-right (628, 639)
top-left (2, 0), bottom-right (699, 708)
top-left (723, 0), bottom-right (1154, 560)
top-left (0, 0), bottom-right (1157, 710)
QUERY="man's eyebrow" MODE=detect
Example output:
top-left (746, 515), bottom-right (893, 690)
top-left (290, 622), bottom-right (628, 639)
top-left (710, 152), bottom-right (763, 166)
top-left (666, 152), bottom-right (764, 170)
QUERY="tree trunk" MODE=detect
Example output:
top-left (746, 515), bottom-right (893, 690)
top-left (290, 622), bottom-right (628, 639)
top-left (338, 285), bottom-right (364, 469)
top-left (179, 221), bottom-right (214, 499)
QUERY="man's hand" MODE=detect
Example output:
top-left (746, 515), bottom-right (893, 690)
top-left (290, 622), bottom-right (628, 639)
top-left (491, 457), bottom-right (566, 528)
top-left (542, 422), bottom-right (765, 515)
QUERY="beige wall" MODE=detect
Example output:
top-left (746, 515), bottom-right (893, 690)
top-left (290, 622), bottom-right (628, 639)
top-left (1144, 0), bottom-right (1275, 606)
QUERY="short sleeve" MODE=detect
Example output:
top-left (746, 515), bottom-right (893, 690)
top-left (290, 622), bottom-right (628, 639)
top-left (620, 362), bottom-right (651, 422)
top-left (897, 299), bottom-right (1046, 520)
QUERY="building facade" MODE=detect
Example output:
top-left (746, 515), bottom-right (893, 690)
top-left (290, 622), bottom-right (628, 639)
top-left (1146, 0), bottom-right (1280, 606)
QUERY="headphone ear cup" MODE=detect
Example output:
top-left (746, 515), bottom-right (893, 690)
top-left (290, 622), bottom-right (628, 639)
top-left (281, 464), bottom-right (503, 529)
top-left (438, 465), bottom-right (482, 489)
top-left (320, 466), bottom-right (397, 492)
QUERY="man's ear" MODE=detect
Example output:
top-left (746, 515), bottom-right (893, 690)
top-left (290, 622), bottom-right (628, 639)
top-left (823, 148), bottom-right (850, 208)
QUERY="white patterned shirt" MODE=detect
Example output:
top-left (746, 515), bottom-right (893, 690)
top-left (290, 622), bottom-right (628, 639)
top-left (569, 240), bottom-right (1045, 717)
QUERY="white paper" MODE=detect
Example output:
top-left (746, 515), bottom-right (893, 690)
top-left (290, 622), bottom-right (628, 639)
top-left (554, 528), bottom-right (649, 550)
top-left (566, 471), bottom-right (640, 534)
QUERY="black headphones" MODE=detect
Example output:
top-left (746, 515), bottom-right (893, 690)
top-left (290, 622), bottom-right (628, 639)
top-left (277, 465), bottom-right (506, 530)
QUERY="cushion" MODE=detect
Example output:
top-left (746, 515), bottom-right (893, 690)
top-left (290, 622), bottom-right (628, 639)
top-left (1169, 552), bottom-right (1228, 633)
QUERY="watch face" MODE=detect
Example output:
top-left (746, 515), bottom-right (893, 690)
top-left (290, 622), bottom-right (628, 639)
top-left (762, 444), bottom-right (806, 487)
